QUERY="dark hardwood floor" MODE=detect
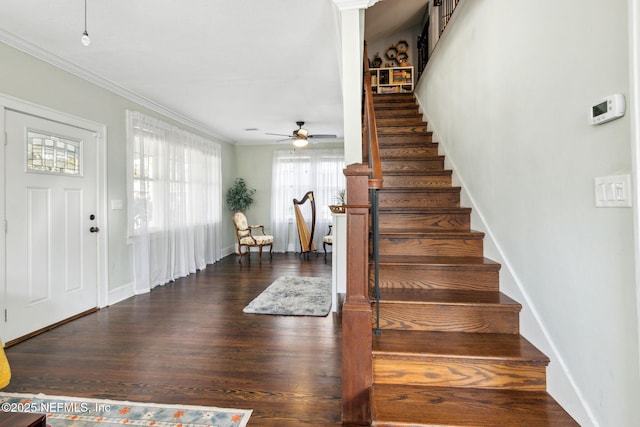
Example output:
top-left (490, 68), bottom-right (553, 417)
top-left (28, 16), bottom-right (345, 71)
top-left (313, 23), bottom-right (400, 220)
top-left (4, 253), bottom-right (342, 426)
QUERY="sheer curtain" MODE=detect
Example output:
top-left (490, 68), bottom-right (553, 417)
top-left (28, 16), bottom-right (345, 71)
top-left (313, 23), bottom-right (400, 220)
top-left (271, 148), bottom-right (345, 253)
top-left (126, 110), bottom-right (222, 294)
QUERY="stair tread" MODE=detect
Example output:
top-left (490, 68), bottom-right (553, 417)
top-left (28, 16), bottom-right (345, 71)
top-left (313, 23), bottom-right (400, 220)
top-left (371, 384), bottom-right (579, 427)
top-left (372, 330), bottom-right (548, 363)
top-left (376, 289), bottom-right (520, 307)
top-left (377, 255), bottom-right (498, 267)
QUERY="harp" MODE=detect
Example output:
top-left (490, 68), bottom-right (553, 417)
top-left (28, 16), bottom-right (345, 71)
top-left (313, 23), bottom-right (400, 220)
top-left (293, 191), bottom-right (316, 257)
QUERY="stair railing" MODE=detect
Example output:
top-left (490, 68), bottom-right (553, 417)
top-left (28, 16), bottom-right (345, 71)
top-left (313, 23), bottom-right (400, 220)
top-left (362, 42), bottom-right (383, 337)
top-left (341, 42), bottom-right (383, 426)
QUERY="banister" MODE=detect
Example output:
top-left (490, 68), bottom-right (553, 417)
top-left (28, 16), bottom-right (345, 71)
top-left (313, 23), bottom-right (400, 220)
top-left (341, 41), bottom-right (384, 426)
top-left (362, 43), bottom-right (383, 190)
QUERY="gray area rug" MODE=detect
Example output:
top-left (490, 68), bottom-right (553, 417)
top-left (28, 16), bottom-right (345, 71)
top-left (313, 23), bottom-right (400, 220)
top-left (243, 276), bottom-right (332, 316)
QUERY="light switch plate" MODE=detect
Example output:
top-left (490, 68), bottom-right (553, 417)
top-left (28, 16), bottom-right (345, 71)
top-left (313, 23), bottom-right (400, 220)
top-left (594, 174), bottom-right (632, 207)
top-left (111, 199), bottom-right (124, 210)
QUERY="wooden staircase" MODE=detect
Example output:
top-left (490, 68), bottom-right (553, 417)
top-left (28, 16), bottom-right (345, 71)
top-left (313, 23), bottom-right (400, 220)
top-left (367, 93), bottom-right (579, 426)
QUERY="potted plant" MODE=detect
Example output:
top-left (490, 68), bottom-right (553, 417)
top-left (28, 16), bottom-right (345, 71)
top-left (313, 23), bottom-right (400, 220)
top-left (329, 189), bottom-right (346, 213)
top-left (226, 178), bottom-right (256, 213)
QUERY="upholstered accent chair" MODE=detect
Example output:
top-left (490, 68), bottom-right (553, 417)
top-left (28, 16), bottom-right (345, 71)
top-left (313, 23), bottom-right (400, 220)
top-left (232, 211), bottom-right (273, 263)
top-left (323, 225), bottom-right (333, 259)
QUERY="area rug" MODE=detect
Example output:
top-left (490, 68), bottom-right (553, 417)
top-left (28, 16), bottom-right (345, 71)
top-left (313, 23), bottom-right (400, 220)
top-left (243, 276), bottom-right (331, 316)
top-left (0, 392), bottom-right (251, 427)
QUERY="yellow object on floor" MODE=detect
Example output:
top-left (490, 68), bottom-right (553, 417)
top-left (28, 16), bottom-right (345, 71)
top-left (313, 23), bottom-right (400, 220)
top-left (0, 340), bottom-right (10, 389)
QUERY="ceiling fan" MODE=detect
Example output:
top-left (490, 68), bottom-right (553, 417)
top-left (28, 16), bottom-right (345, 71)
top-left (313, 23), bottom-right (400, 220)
top-left (266, 121), bottom-right (337, 147)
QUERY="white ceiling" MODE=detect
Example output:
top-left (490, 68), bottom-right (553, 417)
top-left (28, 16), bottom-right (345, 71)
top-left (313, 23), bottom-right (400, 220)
top-left (0, 0), bottom-right (427, 146)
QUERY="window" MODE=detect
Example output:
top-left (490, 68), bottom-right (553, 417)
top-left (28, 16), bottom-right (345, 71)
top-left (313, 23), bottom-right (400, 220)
top-left (271, 148), bottom-right (345, 253)
top-left (126, 111), bottom-right (222, 293)
top-left (26, 130), bottom-right (81, 175)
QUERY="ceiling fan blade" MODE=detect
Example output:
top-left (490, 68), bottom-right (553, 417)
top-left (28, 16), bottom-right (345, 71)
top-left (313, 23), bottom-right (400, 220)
top-left (309, 134), bottom-right (337, 139)
top-left (265, 132), bottom-right (292, 137)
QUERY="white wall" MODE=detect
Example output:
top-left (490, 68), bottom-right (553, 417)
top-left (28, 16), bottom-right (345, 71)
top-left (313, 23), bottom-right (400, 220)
top-left (415, 1), bottom-right (640, 426)
top-left (0, 42), bottom-right (237, 303)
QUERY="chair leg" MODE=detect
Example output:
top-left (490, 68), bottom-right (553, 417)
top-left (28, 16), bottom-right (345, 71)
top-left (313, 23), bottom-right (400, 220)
top-left (323, 242), bottom-right (327, 259)
top-left (258, 245), bottom-right (263, 263)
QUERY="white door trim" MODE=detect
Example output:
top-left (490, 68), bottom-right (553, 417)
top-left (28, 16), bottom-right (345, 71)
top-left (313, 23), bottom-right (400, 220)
top-left (628, 0), bottom-right (640, 382)
top-left (0, 93), bottom-right (108, 343)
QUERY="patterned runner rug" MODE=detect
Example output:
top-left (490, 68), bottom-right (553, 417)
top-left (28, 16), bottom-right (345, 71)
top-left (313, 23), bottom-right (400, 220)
top-left (243, 276), bottom-right (332, 316)
top-left (0, 392), bottom-right (251, 427)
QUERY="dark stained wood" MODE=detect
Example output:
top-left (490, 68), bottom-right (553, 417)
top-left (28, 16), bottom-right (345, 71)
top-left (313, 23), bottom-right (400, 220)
top-left (375, 116), bottom-right (426, 127)
top-left (382, 171), bottom-right (452, 188)
top-left (3, 253), bottom-right (341, 427)
top-left (373, 330), bottom-right (548, 390)
top-left (378, 207), bottom-right (471, 232)
top-left (375, 255), bottom-right (500, 291)
top-left (376, 134), bottom-right (434, 146)
top-left (371, 384), bottom-right (580, 427)
top-left (358, 91), bottom-right (579, 425)
top-left (341, 163), bottom-right (373, 425)
top-left (378, 188), bottom-right (461, 208)
top-left (0, 412), bottom-right (46, 427)
top-left (377, 230), bottom-right (485, 257)
top-left (376, 125), bottom-right (428, 135)
top-left (381, 157), bottom-right (445, 172)
top-left (374, 290), bottom-right (521, 334)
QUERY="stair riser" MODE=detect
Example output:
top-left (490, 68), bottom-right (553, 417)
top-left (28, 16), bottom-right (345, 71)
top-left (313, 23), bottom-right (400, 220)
top-left (380, 146), bottom-right (439, 158)
top-left (373, 101), bottom-right (418, 109)
top-left (376, 109), bottom-right (420, 118)
top-left (378, 212), bottom-right (470, 232)
top-left (378, 125), bottom-right (428, 135)
top-left (374, 265), bottom-right (499, 291)
top-left (373, 357), bottom-right (547, 390)
top-left (370, 385), bottom-right (580, 427)
top-left (383, 174), bottom-right (452, 188)
top-left (382, 159), bottom-right (444, 172)
top-left (373, 303), bottom-right (519, 333)
top-left (379, 191), bottom-right (460, 208)
top-left (377, 117), bottom-right (425, 127)
top-left (378, 134), bottom-right (433, 145)
top-left (378, 236), bottom-right (483, 257)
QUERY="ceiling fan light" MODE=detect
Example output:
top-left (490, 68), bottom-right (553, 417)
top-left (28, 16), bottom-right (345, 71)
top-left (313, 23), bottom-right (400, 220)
top-left (81, 30), bottom-right (91, 46)
top-left (293, 137), bottom-right (308, 147)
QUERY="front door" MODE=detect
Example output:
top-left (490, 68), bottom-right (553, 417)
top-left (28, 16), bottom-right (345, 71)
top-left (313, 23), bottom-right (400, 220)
top-left (4, 109), bottom-right (99, 343)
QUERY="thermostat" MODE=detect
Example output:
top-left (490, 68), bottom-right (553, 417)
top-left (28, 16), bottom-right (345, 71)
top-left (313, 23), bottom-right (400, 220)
top-left (589, 93), bottom-right (625, 125)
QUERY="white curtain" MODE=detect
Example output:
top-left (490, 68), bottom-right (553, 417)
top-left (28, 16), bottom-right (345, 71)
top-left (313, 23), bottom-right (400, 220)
top-left (126, 110), bottom-right (222, 294)
top-left (271, 148), bottom-right (345, 253)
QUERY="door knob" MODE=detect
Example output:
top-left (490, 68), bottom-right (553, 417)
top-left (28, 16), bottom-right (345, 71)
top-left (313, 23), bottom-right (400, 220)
top-left (90, 226), bottom-right (100, 233)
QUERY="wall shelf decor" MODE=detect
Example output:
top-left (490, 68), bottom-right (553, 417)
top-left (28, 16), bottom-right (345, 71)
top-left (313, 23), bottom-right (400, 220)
top-left (369, 66), bottom-right (414, 94)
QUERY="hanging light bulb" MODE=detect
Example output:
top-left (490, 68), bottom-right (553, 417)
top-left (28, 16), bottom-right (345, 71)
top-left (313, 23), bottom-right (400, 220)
top-left (81, 30), bottom-right (90, 46)
top-left (81, 0), bottom-right (90, 46)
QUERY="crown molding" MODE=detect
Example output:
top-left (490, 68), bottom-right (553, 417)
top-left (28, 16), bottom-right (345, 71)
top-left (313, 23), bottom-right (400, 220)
top-left (332, 0), bottom-right (381, 11)
top-left (0, 28), bottom-right (232, 144)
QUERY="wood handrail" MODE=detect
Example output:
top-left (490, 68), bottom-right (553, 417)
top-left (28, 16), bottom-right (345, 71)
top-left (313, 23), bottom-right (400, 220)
top-left (363, 42), bottom-right (383, 190)
top-left (341, 41), bottom-right (384, 426)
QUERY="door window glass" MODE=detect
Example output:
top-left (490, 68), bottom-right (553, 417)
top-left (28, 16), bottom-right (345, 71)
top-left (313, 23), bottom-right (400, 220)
top-left (26, 130), bottom-right (81, 175)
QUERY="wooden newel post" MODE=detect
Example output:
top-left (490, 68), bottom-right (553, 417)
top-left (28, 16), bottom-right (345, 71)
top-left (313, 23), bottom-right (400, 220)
top-left (342, 163), bottom-right (372, 426)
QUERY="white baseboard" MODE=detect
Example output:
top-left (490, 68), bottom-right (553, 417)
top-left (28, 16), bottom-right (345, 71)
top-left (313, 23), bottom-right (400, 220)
top-left (107, 282), bottom-right (135, 306)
